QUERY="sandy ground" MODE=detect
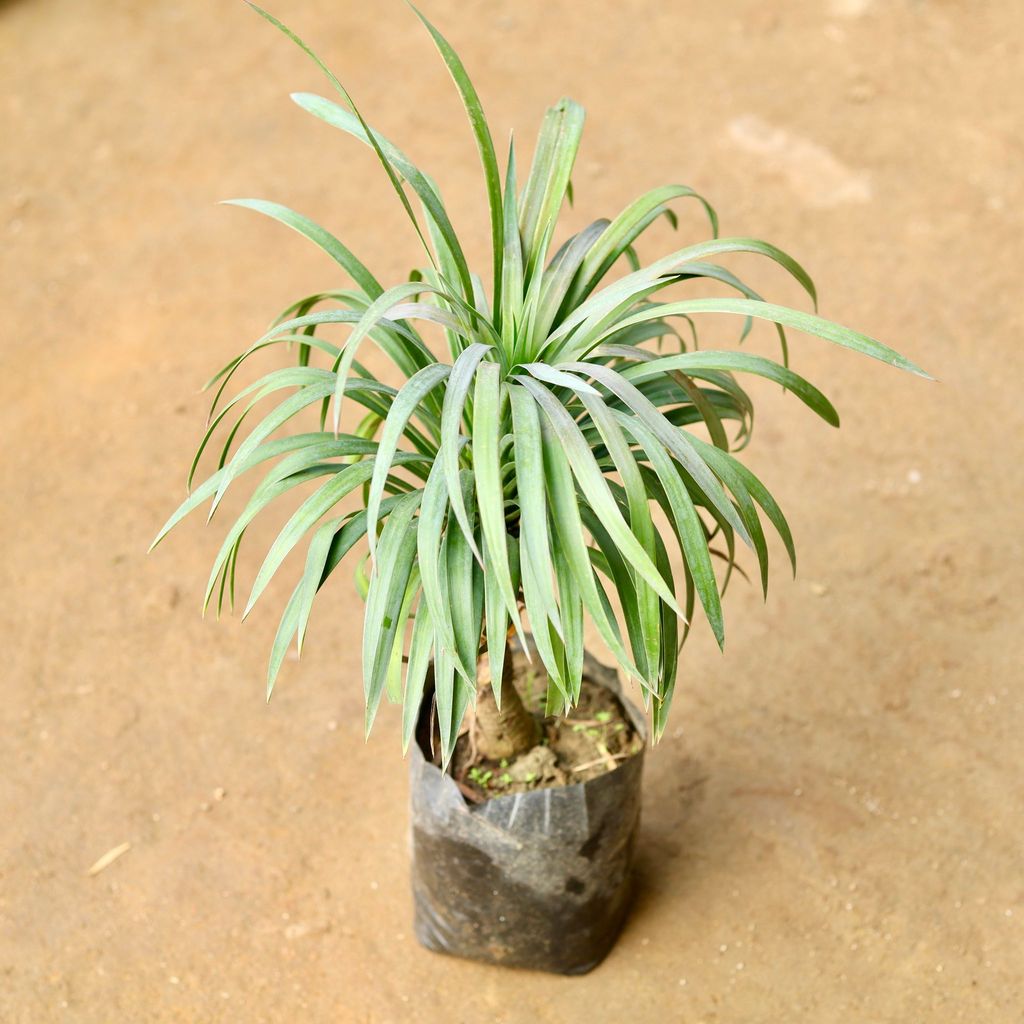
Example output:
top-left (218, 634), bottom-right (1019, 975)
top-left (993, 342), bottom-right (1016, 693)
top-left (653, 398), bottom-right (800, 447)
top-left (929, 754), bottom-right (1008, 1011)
top-left (2, 0), bottom-right (1023, 1020)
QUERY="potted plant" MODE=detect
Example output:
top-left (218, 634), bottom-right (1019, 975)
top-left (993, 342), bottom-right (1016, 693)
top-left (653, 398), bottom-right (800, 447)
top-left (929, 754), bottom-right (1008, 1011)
top-left (151, 4), bottom-right (928, 975)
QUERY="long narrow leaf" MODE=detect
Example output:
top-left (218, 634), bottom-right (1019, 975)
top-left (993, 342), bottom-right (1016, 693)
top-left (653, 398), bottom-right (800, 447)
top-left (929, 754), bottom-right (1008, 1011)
top-left (410, 5), bottom-right (504, 310)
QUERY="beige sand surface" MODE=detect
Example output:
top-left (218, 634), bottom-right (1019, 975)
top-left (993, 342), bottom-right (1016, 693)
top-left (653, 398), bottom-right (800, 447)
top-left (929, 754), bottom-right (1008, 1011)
top-left (2, 1), bottom-right (1022, 1020)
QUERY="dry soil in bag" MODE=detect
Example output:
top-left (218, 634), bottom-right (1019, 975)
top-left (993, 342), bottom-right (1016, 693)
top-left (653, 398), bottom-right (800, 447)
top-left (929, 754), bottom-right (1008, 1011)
top-left (409, 655), bottom-right (646, 974)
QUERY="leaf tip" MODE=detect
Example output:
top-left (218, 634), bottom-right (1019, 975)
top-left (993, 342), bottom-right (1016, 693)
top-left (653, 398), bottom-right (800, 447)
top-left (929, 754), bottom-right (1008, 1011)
top-left (711, 620), bottom-right (725, 650)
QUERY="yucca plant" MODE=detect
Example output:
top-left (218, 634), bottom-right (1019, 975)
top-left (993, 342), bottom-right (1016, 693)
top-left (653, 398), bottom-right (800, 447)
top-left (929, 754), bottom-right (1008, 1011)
top-left (152, 4), bottom-right (926, 773)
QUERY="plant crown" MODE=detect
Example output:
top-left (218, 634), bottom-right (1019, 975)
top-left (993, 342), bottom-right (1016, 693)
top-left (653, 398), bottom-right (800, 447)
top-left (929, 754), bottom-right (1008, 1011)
top-left (152, 4), bottom-right (927, 764)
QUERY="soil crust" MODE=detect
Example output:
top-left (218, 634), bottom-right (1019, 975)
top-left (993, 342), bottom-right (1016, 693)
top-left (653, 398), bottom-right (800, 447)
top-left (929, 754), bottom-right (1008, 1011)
top-left (439, 651), bottom-right (643, 803)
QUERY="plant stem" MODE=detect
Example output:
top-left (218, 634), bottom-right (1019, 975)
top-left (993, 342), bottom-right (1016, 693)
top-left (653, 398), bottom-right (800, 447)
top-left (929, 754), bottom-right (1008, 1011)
top-left (473, 652), bottom-right (540, 760)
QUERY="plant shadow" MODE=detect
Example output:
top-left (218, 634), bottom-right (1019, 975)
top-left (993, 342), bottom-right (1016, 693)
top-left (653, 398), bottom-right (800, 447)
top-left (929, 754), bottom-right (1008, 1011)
top-left (626, 753), bottom-right (715, 927)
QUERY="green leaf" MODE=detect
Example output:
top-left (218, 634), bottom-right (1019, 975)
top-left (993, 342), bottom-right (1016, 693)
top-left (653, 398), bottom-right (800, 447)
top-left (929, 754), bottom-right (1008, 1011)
top-left (520, 98), bottom-right (585, 277)
top-left (499, 138), bottom-right (524, 346)
top-left (243, 452), bottom-right (427, 618)
top-left (563, 361), bottom-right (753, 548)
top-left (296, 495), bottom-right (407, 653)
top-left (151, 432), bottom-right (334, 552)
top-left (402, 598), bottom-right (433, 753)
top-left (385, 573), bottom-right (420, 704)
top-left (205, 310), bottom-right (433, 421)
top-left (443, 473), bottom-right (485, 683)
top-left (416, 452), bottom-right (463, 675)
top-left (196, 365), bottom-right (333, 489)
top-left (329, 280), bottom-right (441, 435)
top-left (690, 440), bottom-right (769, 594)
top-left (267, 582), bottom-right (302, 701)
top-left (362, 491), bottom-right (422, 735)
top-left (205, 445), bottom-right (374, 613)
top-left (691, 436), bottom-right (796, 575)
top-left (621, 350), bottom-right (840, 426)
top-left (597, 345), bottom-right (731, 450)
top-left (472, 361), bottom-right (526, 642)
top-left (572, 184), bottom-right (719, 303)
top-left (536, 407), bottom-right (640, 681)
top-left (482, 546), bottom-right (510, 708)
top-left (365, 362), bottom-right (451, 565)
top-left (520, 362), bottom-right (601, 396)
top-left (652, 535), bottom-right (681, 737)
top-left (439, 343), bottom-right (492, 561)
top-left (247, 4), bottom-right (443, 283)
top-left (584, 509), bottom-right (653, 694)
top-left (431, 642), bottom-right (472, 771)
top-left (576, 390), bottom-right (664, 676)
top-left (597, 298), bottom-right (930, 378)
top-left (410, 5), bottom-right (504, 311)
top-left (222, 199), bottom-right (382, 297)
top-left (552, 545), bottom-right (584, 700)
top-left (544, 236), bottom-right (821, 359)
top-left (508, 385), bottom-right (563, 643)
top-left (517, 375), bottom-right (683, 616)
top-left (292, 92), bottom-right (475, 303)
top-left (532, 219), bottom-right (608, 343)
top-left (619, 413), bottom-right (724, 647)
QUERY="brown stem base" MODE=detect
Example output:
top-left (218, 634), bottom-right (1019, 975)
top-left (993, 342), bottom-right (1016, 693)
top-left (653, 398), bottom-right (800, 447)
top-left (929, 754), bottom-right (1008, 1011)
top-left (472, 652), bottom-right (540, 761)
